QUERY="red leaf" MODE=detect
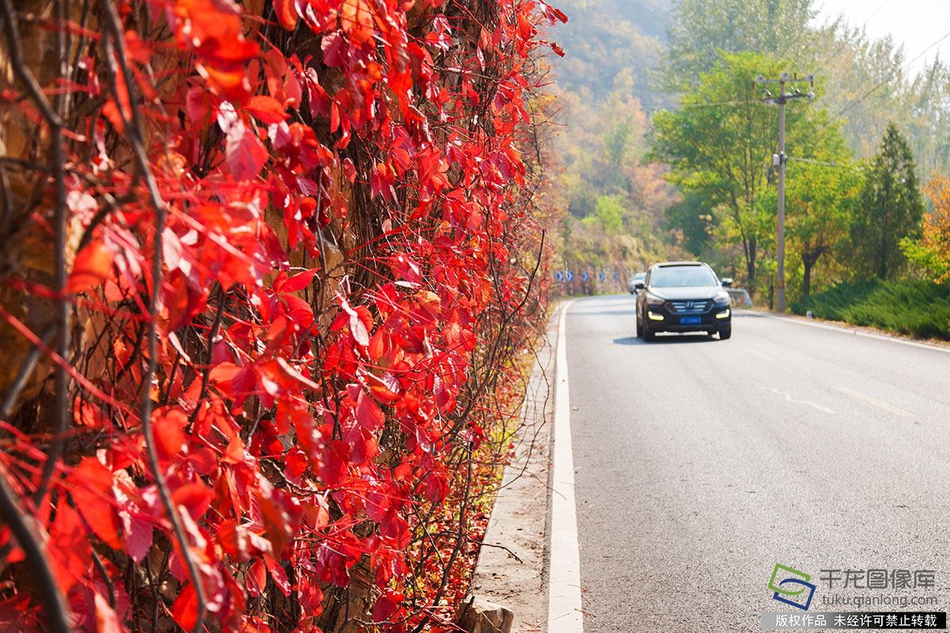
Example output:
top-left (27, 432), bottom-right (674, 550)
top-left (265, 554), bottom-right (292, 596)
top-left (185, 86), bottom-right (213, 124)
top-left (152, 409), bottom-right (187, 461)
top-left (257, 490), bottom-right (292, 556)
top-left (171, 583), bottom-right (199, 631)
top-left (356, 391), bottom-right (384, 431)
top-left (71, 457), bottom-right (122, 549)
top-left (171, 482), bottom-right (212, 521)
top-left (340, 0), bottom-right (375, 45)
top-left (122, 514), bottom-right (152, 563)
top-left (246, 559), bottom-right (267, 597)
top-left (226, 122), bottom-right (268, 180)
top-left (320, 440), bottom-right (350, 486)
top-left (246, 95), bottom-right (288, 124)
top-left (68, 239), bottom-right (113, 293)
top-left (49, 502), bottom-right (91, 593)
top-left (101, 100), bottom-right (125, 134)
top-left (372, 593), bottom-right (400, 624)
top-left (273, 0), bottom-right (298, 31)
top-left (276, 268), bottom-right (318, 294)
top-left (424, 471), bottom-right (448, 503)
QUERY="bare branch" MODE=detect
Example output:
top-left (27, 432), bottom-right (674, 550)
top-left (101, 2), bottom-right (207, 629)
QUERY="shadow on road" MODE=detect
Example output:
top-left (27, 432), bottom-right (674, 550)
top-left (612, 333), bottom-right (717, 346)
top-left (570, 309), bottom-right (636, 317)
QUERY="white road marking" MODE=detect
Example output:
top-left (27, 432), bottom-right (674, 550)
top-left (764, 312), bottom-right (950, 355)
top-left (835, 386), bottom-right (915, 418)
top-left (762, 386), bottom-right (836, 414)
top-left (548, 300), bottom-right (584, 633)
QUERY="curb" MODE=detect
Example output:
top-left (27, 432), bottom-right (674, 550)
top-left (467, 307), bottom-right (559, 632)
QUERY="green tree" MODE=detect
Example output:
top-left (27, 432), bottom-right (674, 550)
top-left (584, 195), bottom-right (626, 234)
top-left (753, 112), bottom-right (861, 299)
top-left (652, 52), bottom-right (809, 293)
top-left (851, 123), bottom-right (925, 280)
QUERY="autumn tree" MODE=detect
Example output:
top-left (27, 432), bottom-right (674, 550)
top-left (901, 175), bottom-right (950, 282)
top-left (851, 123), bottom-right (925, 280)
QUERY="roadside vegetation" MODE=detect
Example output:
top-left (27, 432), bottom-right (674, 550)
top-left (791, 280), bottom-right (950, 340)
top-left (0, 0), bottom-right (559, 630)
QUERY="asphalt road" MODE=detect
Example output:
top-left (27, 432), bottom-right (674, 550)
top-left (565, 295), bottom-right (950, 632)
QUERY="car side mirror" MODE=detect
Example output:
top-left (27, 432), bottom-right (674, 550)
top-left (721, 278), bottom-right (733, 288)
top-left (635, 282), bottom-right (646, 290)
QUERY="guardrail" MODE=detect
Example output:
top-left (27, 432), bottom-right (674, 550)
top-left (726, 287), bottom-right (754, 307)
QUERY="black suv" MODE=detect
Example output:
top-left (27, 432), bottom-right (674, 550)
top-left (635, 262), bottom-right (732, 341)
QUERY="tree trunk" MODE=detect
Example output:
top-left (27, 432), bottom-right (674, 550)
top-left (803, 258), bottom-right (814, 300)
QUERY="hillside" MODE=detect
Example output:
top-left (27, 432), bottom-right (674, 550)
top-left (548, 0), bottom-right (672, 106)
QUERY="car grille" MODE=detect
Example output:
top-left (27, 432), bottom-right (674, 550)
top-left (669, 299), bottom-right (712, 314)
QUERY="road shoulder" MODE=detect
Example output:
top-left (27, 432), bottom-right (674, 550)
top-left (467, 309), bottom-right (557, 632)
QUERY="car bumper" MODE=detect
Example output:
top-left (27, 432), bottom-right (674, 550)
top-left (645, 306), bottom-right (731, 333)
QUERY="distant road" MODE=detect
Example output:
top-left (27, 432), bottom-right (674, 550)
top-left (561, 295), bottom-right (950, 631)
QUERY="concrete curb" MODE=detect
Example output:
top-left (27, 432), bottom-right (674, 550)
top-left (467, 308), bottom-right (559, 633)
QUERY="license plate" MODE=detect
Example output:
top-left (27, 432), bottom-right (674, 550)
top-left (680, 316), bottom-right (702, 325)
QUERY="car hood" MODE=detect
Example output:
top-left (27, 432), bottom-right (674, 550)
top-left (645, 285), bottom-right (723, 301)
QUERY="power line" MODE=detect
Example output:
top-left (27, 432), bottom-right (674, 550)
top-left (834, 28), bottom-right (950, 118)
top-left (859, 0), bottom-right (891, 30)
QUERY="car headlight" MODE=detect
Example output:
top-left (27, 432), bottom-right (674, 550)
top-left (713, 290), bottom-right (731, 306)
top-left (645, 292), bottom-right (665, 306)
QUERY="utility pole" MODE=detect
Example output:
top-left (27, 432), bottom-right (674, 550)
top-left (754, 73), bottom-right (814, 313)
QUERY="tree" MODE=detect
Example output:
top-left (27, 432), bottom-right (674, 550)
top-left (664, 0), bottom-right (817, 89)
top-left (751, 111), bottom-right (861, 299)
top-left (652, 52), bottom-right (808, 294)
top-left (901, 175), bottom-right (950, 282)
top-left (851, 123), bottom-right (925, 279)
top-left (585, 195), bottom-right (626, 234)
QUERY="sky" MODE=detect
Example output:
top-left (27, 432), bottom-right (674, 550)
top-left (813, 0), bottom-right (950, 76)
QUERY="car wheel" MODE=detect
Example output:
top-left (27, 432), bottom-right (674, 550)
top-left (719, 327), bottom-right (732, 340)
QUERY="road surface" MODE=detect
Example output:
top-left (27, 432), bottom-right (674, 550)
top-left (560, 295), bottom-right (950, 631)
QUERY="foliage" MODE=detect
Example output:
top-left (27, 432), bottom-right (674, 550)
top-left (550, 69), bottom-right (680, 288)
top-left (663, 0), bottom-right (816, 90)
top-left (902, 176), bottom-right (950, 282)
top-left (0, 0), bottom-right (559, 630)
top-left (652, 52), bottom-right (797, 294)
top-left (756, 114), bottom-right (861, 299)
top-left (791, 279), bottom-right (950, 340)
top-left (851, 123), bottom-right (925, 280)
top-left (583, 195), bottom-right (625, 234)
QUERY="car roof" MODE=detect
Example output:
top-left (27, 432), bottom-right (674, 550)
top-left (652, 261), bottom-right (709, 269)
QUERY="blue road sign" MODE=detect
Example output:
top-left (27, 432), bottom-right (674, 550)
top-left (567, 270), bottom-right (575, 282)
top-left (581, 271), bottom-right (590, 282)
top-left (599, 271), bottom-right (606, 282)
top-left (613, 272), bottom-right (620, 280)
top-left (555, 270), bottom-right (565, 282)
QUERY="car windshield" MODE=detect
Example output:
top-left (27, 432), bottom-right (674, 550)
top-left (633, 273), bottom-right (645, 282)
top-left (650, 266), bottom-right (718, 288)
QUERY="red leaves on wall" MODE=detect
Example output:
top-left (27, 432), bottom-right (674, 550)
top-left (0, 0), bottom-right (558, 628)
